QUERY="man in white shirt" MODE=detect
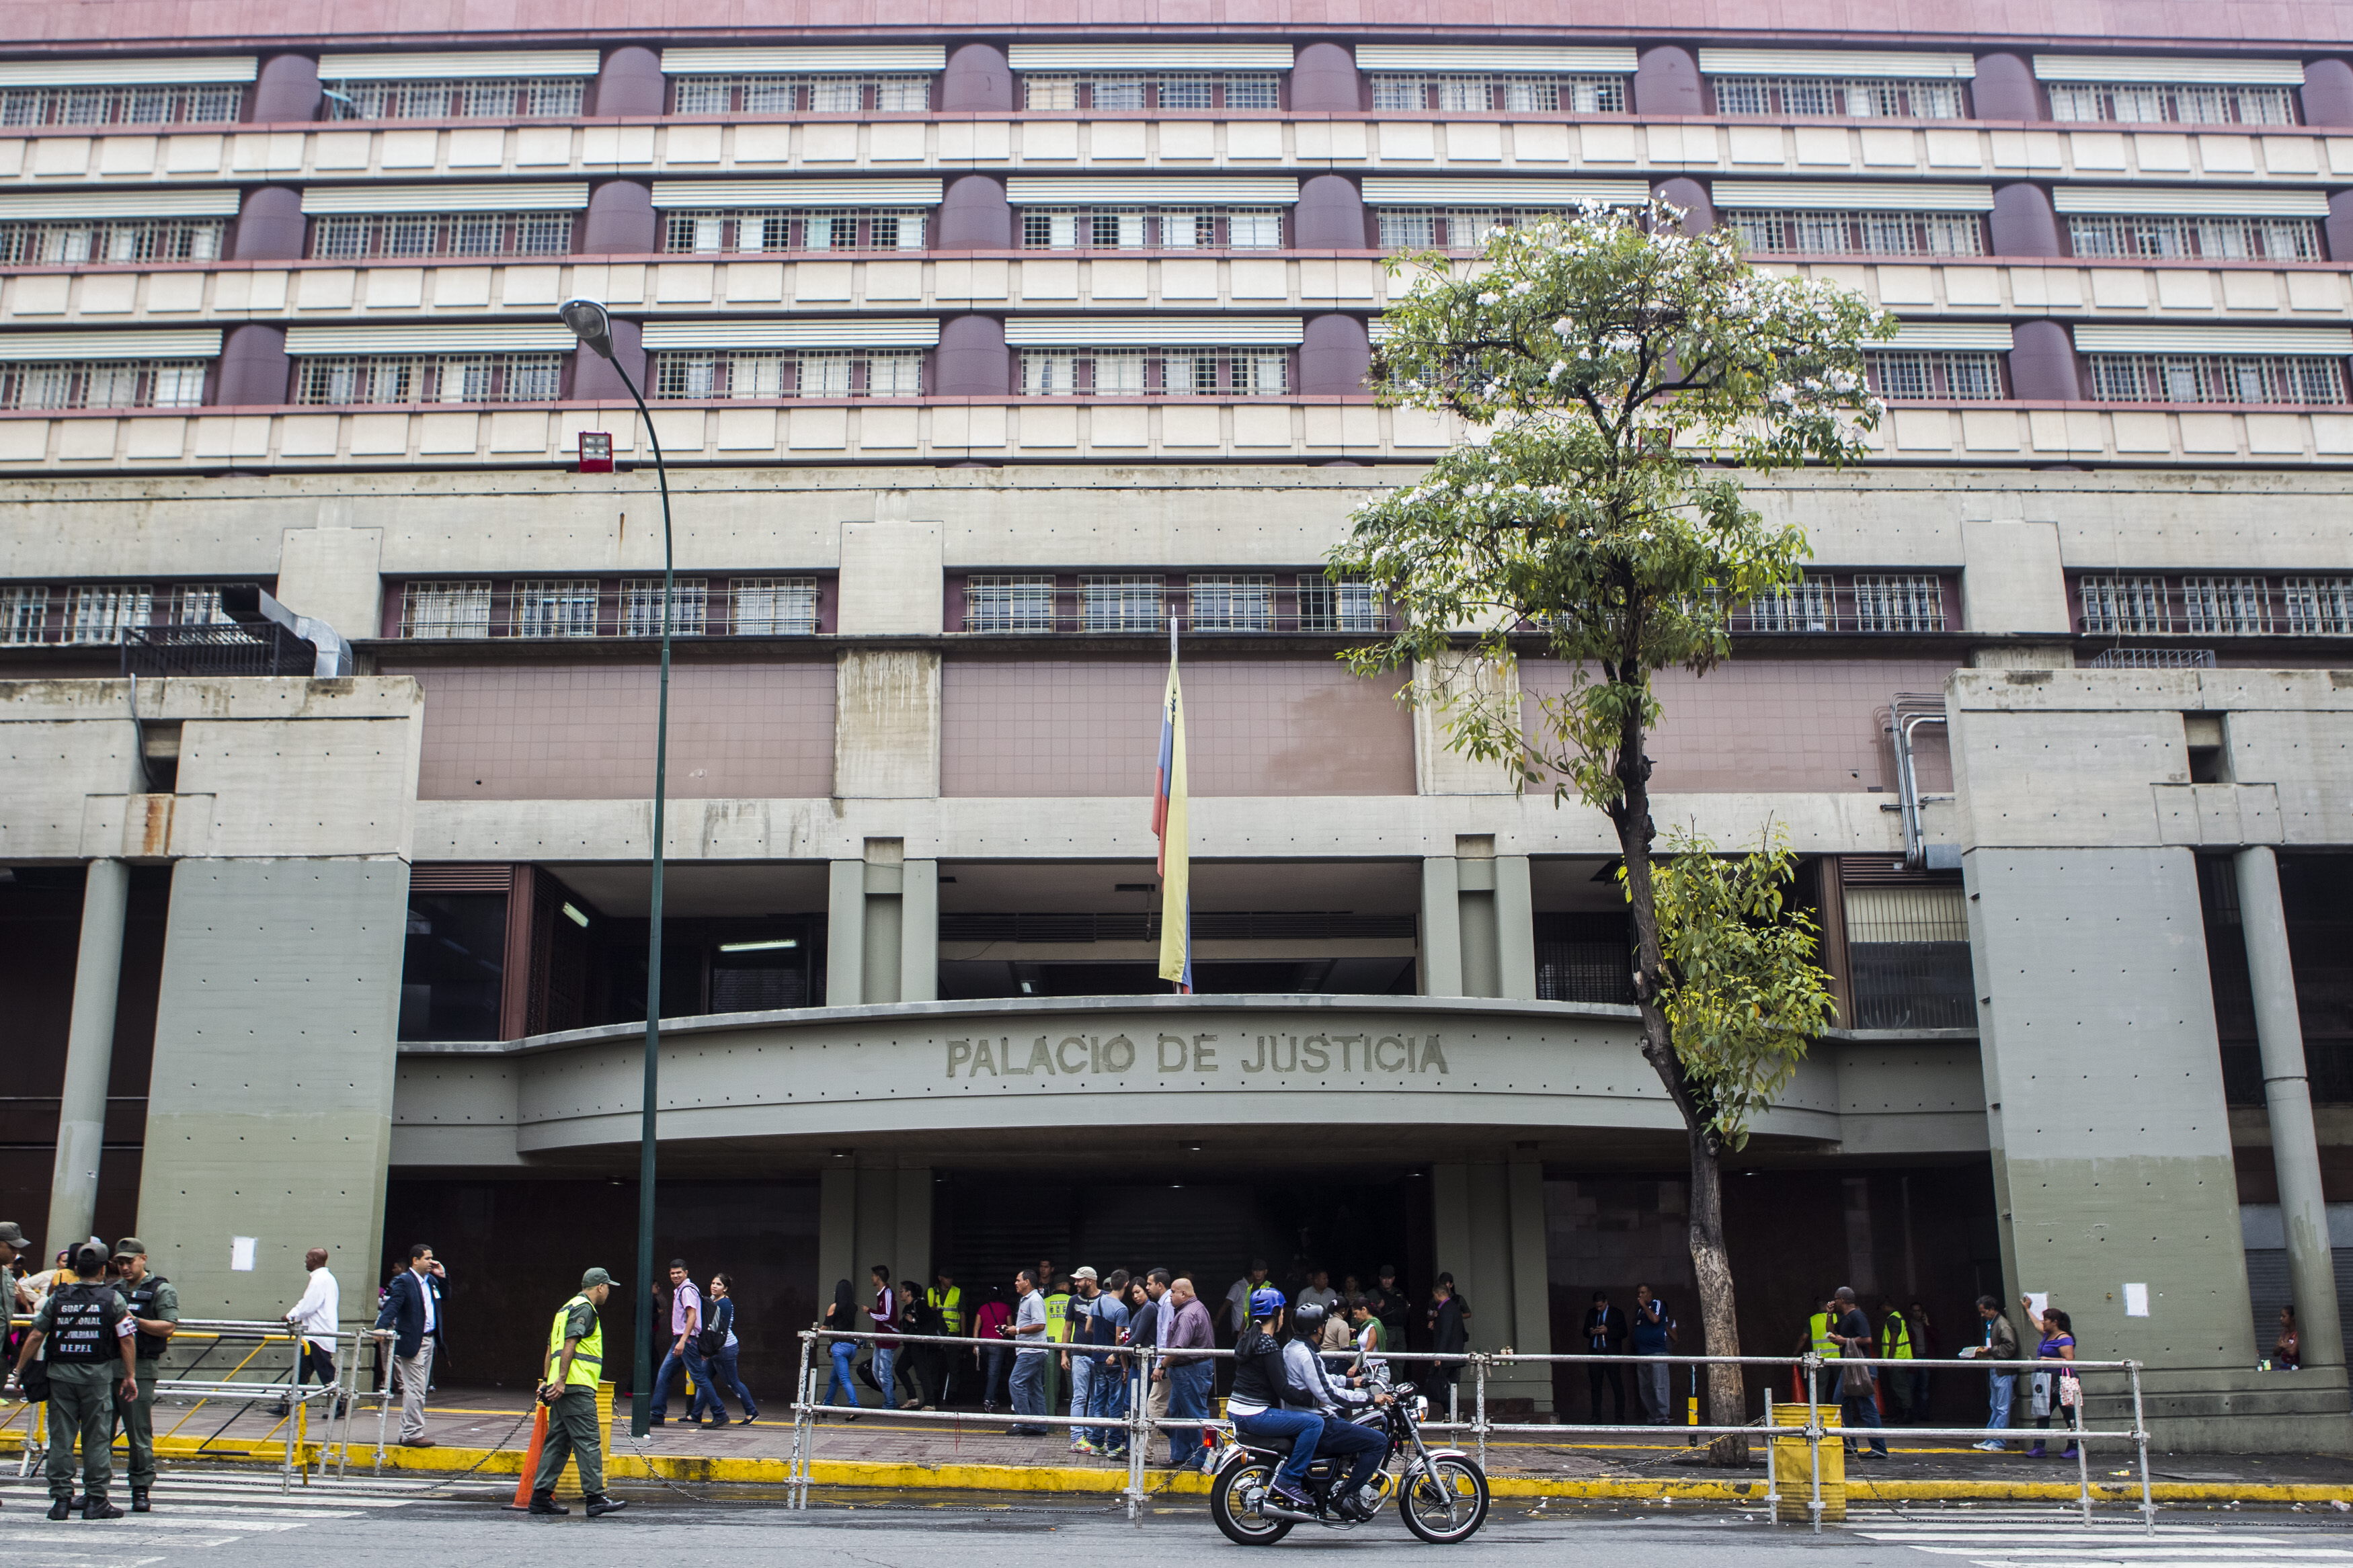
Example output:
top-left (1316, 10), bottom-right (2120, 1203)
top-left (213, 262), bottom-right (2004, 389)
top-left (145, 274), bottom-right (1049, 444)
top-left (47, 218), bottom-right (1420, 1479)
top-left (276, 1248), bottom-right (342, 1419)
top-left (1297, 1269), bottom-right (1341, 1313)
top-left (1224, 1259), bottom-right (1270, 1338)
top-left (1007, 1268), bottom-right (1051, 1435)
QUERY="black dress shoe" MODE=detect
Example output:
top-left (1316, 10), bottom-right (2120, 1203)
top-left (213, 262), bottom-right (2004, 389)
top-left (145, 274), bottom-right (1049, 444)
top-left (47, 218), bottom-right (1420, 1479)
top-left (586, 1493), bottom-right (628, 1517)
top-left (132, 1490), bottom-right (151, 1514)
top-left (84, 1499), bottom-right (125, 1521)
top-left (48, 1498), bottom-right (72, 1521)
top-left (526, 1493), bottom-right (569, 1516)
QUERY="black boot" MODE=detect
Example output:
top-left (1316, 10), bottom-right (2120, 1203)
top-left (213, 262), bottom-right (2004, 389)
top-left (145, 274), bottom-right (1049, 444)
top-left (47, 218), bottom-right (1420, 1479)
top-left (132, 1490), bottom-right (151, 1514)
top-left (84, 1497), bottom-right (124, 1521)
top-left (526, 1491), bottom-right (569, 1516)
top-left (585, 1493), bottom-right (629, 1517)
top-left (48, 1497), bottom-right (72, 1521)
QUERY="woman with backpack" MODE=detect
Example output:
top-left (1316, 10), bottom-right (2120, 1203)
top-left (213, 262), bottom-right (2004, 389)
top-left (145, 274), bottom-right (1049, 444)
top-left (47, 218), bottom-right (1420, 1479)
top-left (690, 1274), bottom-right (759, 1426)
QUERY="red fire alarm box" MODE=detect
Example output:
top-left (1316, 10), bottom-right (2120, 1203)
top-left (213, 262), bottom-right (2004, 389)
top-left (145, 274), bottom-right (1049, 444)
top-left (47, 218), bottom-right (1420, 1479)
top-left (577, 431), bottom-right (614, 473)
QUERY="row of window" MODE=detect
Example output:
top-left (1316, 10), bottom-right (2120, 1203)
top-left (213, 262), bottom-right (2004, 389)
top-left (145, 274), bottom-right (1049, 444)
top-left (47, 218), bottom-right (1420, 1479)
top-left (0, 216), bottom-right (227, 265)
top-left (664, 208), bottom-right (926, 254)
top-left (1713, 77), bottom-right (1966, 120)
top-left (960, 573), bottom-right (1386, 634)
top-left (312, 211), bottom-right (574, 261)
top-left (1021, 207), bottom-right (1285, 251)
top-left (1725, 574), bottom-right (1952, 634)
top-left (2085, 354), bottom-right (2346, 405)
top-left (1367, 73), bottom-right (1626, 114)
top-left (0, 360), bottom-right (206, 410)
top-left (399, 577), bottom-right (823, 638)
top-left (1017, 347), bottom-right (1289, 397)
top-left (1020, 74), bottom-right (1281, 112)
top-left (0, 582), bottom-right (233, 645)
top-left (294, 354), bottom-right (562, 406)
top-left (653, 349), bottom-right (921, 400)
top-left (668, 75), bottom-right (931, 115)
top-left (324, 77), bottom-right (586, 121)
top-left (0, 83), bottom-right (243, 128)
top-left (2077, 573), bottom-right (2353, 636)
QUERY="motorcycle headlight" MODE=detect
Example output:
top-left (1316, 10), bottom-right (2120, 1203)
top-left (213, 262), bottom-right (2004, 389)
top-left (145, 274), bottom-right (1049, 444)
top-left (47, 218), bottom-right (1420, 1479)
top-left (1412, 1395), bottom-right (1431, 1420)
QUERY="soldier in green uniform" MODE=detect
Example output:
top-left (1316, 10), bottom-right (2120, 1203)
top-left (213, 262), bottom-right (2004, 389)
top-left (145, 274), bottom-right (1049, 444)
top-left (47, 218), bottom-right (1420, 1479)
top-left (4, 1241), bottom-right (138, 1520)
top-left (526, 1267), bottom-right (627, 1519)
top-left (109, 1239), bottom-right (178, 1512)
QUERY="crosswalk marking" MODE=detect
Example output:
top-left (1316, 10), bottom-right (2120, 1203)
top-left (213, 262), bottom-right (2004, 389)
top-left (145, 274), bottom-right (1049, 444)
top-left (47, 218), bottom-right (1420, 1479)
top-left (1851, 1508), bottom-right (2353, 1568)
top-left (0, 1469), bottom-right (426, 1553)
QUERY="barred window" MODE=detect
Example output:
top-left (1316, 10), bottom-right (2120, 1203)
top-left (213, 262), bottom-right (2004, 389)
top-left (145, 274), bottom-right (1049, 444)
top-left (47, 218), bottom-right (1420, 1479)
top-left (2065, 214), bottom-right (2320, 262)
top-left (1711, 77), bottom-right (1965, 118)
top-left (1080, 575), bottom-right (1166, 632)
top-left (1377, 208), bottom-right (1437, 249)
top-left (1367, 73), bottom-right (1627, 113)
top-left (2079, 575), bottom-right (2171, 635)
top-left (1742, 575), bottom-right (1832, 632)
top-left (730, 577), bottom-right (820, 634)
top-left (1019, 73), bottom-right (1279, 110)
top-left (2282, 577), bottom-right (2353, 636)
top-left (325, 77), bottom-right (584, 120)
top-left (311, 211), bottom-right (573, 260)
top-left (965, 574), bottom-right (1057, 632)
top-left (2046, 81), bottom-right (2296, 126)
top-left (1851, 575), bottom-right (1946, 632)
top-left (661, 208), bottom-right (926, 253)
top-left (65, 584), bottom-right (155, 643)
top-left (1376, 208), bottom-right (1576, 253)
top-left (1018, 347), bottom-right (1286, 395)
top-left (295, 354), bottom-right (562, 405)
top-left (1187, 573), bottom-right (1275, 632)
top-left (617, 578), bottom-right (707, 638)
top-left (2085, 354), bottom-right (2348, 406)
top-left (402, 581), bottom-right (493, 638)
top-left (649, 349), bottom-right (921, 399)
top-left (668, 75), bottom-right (932, 114)
top-left (1728, 208), bottom-right (1985, 257)
top-left (0, 360), bottom-right (206, 411)
top-left (1297, 575), bottom-right (1384, 633)
top-left (1866, 350), bottom-right (2005, 401)
top-left (0, 217), bottom-right (226, 265)
top-left (0, 583), bottom-right (48, 645)
top-left (2182, 576), bottom-right (2272, 636)
top-left (163, 583), bottom-right (234, 626)
top-left (513, 579), bottom-right (601, 638)
top-left (1019, 206), bottom-right (1281, 250)
top-left (0, 82), bottom-right (242, 128)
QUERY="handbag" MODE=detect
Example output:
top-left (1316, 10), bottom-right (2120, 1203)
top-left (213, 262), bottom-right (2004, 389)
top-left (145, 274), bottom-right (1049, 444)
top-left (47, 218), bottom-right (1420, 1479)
top-left (2030, 1371), bottom-right (2053, 1417)
top-left (2058, 1370), bottom-right (2081, 1409)
top-left (1837, 1359), bottom-right (1876, 1399)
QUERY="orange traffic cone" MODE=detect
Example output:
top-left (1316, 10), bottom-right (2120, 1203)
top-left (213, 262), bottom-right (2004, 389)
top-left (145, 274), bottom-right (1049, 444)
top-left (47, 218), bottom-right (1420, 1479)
top-left (506, 1403), bottom-right (551, 1510)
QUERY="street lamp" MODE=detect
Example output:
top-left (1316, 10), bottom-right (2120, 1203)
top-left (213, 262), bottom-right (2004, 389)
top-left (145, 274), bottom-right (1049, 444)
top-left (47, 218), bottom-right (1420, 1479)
top-left (561, 297), bottom-right (673, 1440)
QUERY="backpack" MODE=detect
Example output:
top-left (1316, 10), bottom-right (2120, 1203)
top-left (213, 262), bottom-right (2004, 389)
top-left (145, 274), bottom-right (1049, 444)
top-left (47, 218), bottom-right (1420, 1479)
top-left (696, 1298), bottom-right (731, 1357)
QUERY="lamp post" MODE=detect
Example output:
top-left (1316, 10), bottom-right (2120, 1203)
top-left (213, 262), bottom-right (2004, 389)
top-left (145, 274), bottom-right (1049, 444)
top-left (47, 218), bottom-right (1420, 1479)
top-left (561, 297), bottom-right (672, 1440)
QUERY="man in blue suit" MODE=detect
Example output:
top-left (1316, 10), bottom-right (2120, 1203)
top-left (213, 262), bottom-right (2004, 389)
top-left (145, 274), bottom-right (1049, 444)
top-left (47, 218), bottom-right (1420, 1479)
top-left (372, 1243), bottom-right (448, 1447)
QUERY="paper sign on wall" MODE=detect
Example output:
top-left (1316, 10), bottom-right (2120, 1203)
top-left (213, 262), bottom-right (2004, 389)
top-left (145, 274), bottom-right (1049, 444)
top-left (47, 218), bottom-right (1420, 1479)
top-left (2124, 1282), bottom-right (2150, 1318)
top-left (2026, 1291), bottom-right (2049, 1317)
top-left (230, 1236), bottom-right (256, 1272)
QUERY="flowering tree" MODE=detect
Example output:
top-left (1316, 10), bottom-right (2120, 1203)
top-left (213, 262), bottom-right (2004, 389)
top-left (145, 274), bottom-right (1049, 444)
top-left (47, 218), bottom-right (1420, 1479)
top-left (1330, 200), bottom-right (1890, 1455)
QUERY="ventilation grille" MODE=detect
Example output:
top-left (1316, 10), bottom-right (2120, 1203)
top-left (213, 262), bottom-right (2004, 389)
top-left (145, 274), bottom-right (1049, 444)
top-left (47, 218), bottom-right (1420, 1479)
top-left (408, 864), bottom-right (515, 893)
top-left (939, 911), bottom-right (1416, 944)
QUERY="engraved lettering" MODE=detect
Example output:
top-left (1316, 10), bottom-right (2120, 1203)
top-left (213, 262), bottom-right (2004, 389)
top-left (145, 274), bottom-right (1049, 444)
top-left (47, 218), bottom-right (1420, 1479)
top-left (1373, 1034), bottom-right (1407, 1071)
top-left (1301, 1034), bottom-right (1330, 1072)
top-left (1158, 1034), bottom-right (1189, 1071)
top-left (1270, 1034), bottom-right (1298, 1073)
top-left (1027, 1036), bottom-right (1057, 1075)
top-left (1102, 1034), bottom-right (1136, 1072)
top-left (1334, 1034), bottom-right (1367, 1071)
top-left (1089, 1034), bottom-right (1103, 1074)
top-left (975, 1038), bottom-right (1000, 1076)
top-left (947, 1040), bottom-right (972, 1079)
top-left (1240, 1036), bottom-right (1268, 1073)
top-left (1420, 1034), bottom-right (1449, 1075)
top-left (1193, 1033), bottom-right (1218, 1072)
top-left (1058, 1035), bottom-right (1090, 1075)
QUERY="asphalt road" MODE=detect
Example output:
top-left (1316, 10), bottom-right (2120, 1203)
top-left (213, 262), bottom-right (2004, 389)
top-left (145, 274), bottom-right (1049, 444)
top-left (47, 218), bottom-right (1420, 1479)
top-left (2, 1471), bottom-right (2348, 1567)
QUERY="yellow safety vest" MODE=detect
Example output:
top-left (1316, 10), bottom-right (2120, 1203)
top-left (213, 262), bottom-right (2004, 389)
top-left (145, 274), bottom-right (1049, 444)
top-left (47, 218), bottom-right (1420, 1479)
top-left (928, 1285), bottom-right (964, 1337)
top-left (1884, 1312), bottom-right (1914, 1360)
top-left (547, 1294), bottom-right (604, 1389)
top-left (1809, 1311), bottom-right (1841, 1358)
top-left (1045, 1292), bottom-right (1071, 1343)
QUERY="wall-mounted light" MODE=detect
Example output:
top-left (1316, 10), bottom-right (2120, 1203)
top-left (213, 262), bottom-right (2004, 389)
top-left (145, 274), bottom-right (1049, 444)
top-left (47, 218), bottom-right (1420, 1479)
top-left (561, 903), bottom-right (590, 927)
top-left (719, 938), bottom-right (798, 952)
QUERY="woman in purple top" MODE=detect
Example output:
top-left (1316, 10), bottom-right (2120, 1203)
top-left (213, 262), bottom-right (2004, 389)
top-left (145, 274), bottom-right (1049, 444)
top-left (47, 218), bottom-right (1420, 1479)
top-left (2026, 1303), bottom-right (2077, 1458)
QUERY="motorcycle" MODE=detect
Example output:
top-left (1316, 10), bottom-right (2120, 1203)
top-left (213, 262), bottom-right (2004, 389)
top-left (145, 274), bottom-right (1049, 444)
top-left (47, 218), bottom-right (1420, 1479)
top-left (1209, 1381), bottom-right (1490, 1546)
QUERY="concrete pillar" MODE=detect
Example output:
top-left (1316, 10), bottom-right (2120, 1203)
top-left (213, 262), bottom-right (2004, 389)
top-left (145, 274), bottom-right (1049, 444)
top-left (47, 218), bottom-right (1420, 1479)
top-left (1420, 856), bottom-right (1462, 996)
top-left (816, 1165), bottom-right (934, 1311)
top-left (571, 317), bottom-right (646, 401)
top-left (214, 323), bottom-right (290, 406)
top-left (276, 526), bottom-right (387, 642)
top-left (834, 651), bottom-right (943, 798)
top-left (940, 42), bottom-right (1014, 112)
top-left (2327, 192), bottom-right (2353, 270)
top-left (1651, 175), bottom-right (1714, 235)
top-left (1989, 182), bottom-right (2065, 257)
top-left (818, 1167), bottom-right (857, 1301)
top-left (580, 179), bottom-right (657, 255)
top-left (1289, 42), bottom-right (1361, 112)
top-left (937, 173), bottom-right (1013, 250)
top-left (1456, 838), bottom-right (1501, 999)
top-left (862, 850), bottom-right (905, 1006)
top-left (1506, 1157), bottom-right (1554, 1409)
top-left (2235, 847), bottom-right (2344, 1372)
top-left (1971, 52), bottom-right (2042, 120)
top-left (2307, 60), bottom-right (2353, 127)
top-left (1494, 854), bottom-right (1538, 1001)
top-left (895, 1168), bottom-right (933, 1290)
top-left (251, 54), bottom-right (322, 123)
top-left (902, 859), bottom-right (939, 1003)
top-left (2007, 320), bottom-right (2082, 402)
top-left (1293, 173), bottom-right (1367, 249)
top-left (44, 858), bottom-right (130, 1260)
top-left (1632, 46), bottom-right (1703, 116)
top-left (231, 187), bottom-right (306, 261)
top-left (826, 859), bottom-right (865, 1007)
top-left (1298, 313), bottom-right (1370, 395)
top-left (593, 46), bottom-right (666, 117)
top-left (933, 313), bottom-right (1010, 395)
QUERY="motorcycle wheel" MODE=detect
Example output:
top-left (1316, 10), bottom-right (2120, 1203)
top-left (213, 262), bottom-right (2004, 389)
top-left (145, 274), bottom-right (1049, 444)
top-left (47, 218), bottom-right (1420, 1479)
top-left (1210, 1458), bottom-right (1295, 1546)
top-left (1398, 1455), bottom-right (1489, 1544)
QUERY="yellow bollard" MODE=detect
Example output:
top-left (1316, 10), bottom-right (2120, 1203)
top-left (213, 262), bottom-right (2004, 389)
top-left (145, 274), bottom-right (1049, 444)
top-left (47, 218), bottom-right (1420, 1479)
top-left (1769, 1401), bottom-right (1845, 1523)
top-left (552, 1382), bottom-right (616, 1500)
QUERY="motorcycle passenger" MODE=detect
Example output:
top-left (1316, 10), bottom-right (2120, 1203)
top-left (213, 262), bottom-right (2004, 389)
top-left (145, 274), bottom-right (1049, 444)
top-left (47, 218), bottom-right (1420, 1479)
top-left (1283, 1302), bottom-right (1393, 1521)
top-left (1226, 1288), bottom-right (1326, 1514)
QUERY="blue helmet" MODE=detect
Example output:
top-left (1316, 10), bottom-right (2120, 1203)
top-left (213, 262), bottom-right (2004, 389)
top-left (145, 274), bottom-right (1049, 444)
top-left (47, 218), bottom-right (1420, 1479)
top-left (1248, 1286), bottom-right (1287, 1319)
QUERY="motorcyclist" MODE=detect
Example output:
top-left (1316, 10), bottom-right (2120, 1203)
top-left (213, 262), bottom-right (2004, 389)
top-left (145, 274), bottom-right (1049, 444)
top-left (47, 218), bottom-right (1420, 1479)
top-left (1225, 1287), bottom-right (1326, 1514)
top-left (1283, 1301), bottom-right (1393, 1521)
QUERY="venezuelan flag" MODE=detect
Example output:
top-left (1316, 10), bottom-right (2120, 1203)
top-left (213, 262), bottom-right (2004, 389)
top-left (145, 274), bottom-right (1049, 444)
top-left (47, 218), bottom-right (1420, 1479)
top-left (1153, 632), bottom-right (1193, 993)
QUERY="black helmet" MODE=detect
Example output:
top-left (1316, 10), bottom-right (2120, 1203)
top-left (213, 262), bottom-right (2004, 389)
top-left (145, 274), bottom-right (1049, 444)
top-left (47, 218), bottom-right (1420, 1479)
top-left (1292, 1301), bottom-right (1328, 1337)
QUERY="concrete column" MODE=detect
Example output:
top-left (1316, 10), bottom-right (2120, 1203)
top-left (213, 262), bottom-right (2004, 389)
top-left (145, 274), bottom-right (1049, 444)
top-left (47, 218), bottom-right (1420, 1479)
top-left (2307, 60), bottom-right (2353, 127)
top-left (1506, 1157), bottom-right (1554, 1409)
top-left (826, 859), bottom-right (866, 1006)
top-left (231, 185), bottom-right (307, 260)
top-left (571, 317), bottom-right (646, 401)
top-left (1971, 52), bottom-right (2042, 120)
top-left (894, 1168), bottom-right (933, 1290)
top-left (2007, 321), bottom-right (2082, 402)
top-left (1494, 854), bottom-right (1538, 1000)
top-left (1419, 857), bottom-right (1462, 996)
top-left (940, 42), bottom-right (1014, 112)
top-left (938, 175), bottom-right (1013, 250)
top-left (251, 54), bottom-right (322, 122)
top-left (933, 312), bottom-right (1010, 393)
top-left (1651, 176), bottom-right (1715, 235)
top-left (862, 856), bottom-right (905, 1006)
top-left (1632, 47), bottom-right (1703, 115)
top-left (2235, 846), bottom-right (2344, 1372)
top-left (592, 46), bottom-right (666, 117)
top-left (1289, 42), bottom-right (1361, 112)
top-left (276, 526), bottom-right (387, 642)
top-left (44, 858), bottom-right (130, 1259)
top-left (901, 860), bottom-right (939, 1003)
top-left (580, 179), bottom-right (657, 255)
top-left (818, 1167), bottom-right (857, 1303)
top-left (1455, 840), bottom-right (1501, 998)
top-left (1298, 313), bottom-right (1371, 395)
top-left (1989, 183), bottom-right (2065, 257)
top-left (2327, 192), bottom-right (2353, 270)
top-left (1293, 173), bottom-right (1366, 249)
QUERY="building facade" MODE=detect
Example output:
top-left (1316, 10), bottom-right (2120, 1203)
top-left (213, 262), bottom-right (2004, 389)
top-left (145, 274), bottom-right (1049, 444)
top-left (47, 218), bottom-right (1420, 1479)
top-left (2, 3), bottom-right (2350, 1448)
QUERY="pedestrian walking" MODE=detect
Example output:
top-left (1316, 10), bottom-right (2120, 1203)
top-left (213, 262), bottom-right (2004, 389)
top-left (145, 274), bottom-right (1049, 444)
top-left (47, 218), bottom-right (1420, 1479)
top-left (1579, 1290), bottom-right (1629, 1423)
top-left (647, 1260), bottom-right (707, 1428)
top-left (1007, 1268), bottom-right (1051, 1435)
top-left (894, 1280), bottom-right (936, 1408)
top-left (5, 1241), bottom-right (138, 1519)
top-left (1133, 1269), bottom-right (1169, 1441)
top-left (693, 1273), bottom-right (758, 1425)
top-left (278, 1247), bottom-right (342, 1422)
top-left (526, 1266), bottom-right (627, 1517)
top-left (926, 1268), bottom-right (965, 1407)
top-left (107, 1239), bottom-right (176, 1512)
top-left (1878, 1298), bottom-right (1916, 1421)
top-left (1629, 1283), bottom-right (1675, 1426)
top-left (974, 1284), bottom-right (1013, 1412)
top-left (1062, 1267), bottom-right (1109, 1452)
top-left (863, 1264), bottom-right (900, 1410)
top-left (2026, 1302), bottom-right (2079, 1459)
top-left (1829, 1286), bottom-right (1888, 1458)
top-left (1426, 1273), bottom-right (1472, 1417)
top-left (1161, 1276), bottom-right (1216, 1468)
top-left (1958, 1293), bottom-right (2019, 1450)
top-left (821, 1279), bottom-right (861, 1419)
top-left (371, 1243), bottom-right (447, 1448)
top-left (1089, 1269), bottom-right (1132, 1456)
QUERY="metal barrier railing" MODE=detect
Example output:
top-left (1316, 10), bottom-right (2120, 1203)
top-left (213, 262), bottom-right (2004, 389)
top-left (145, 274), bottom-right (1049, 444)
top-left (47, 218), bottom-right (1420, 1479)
top-left (784, 1328), bottom-right (2157, 1534)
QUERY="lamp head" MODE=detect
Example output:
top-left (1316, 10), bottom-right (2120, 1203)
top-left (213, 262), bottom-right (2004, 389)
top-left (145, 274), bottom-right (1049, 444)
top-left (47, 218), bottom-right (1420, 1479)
top-left (559, 297), bottom-right (613, 359)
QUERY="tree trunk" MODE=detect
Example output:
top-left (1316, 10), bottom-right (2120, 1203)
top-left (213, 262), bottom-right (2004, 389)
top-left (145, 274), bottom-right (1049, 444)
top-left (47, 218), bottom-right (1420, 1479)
top-left (1613, 679), bottom-right (1751, 1465)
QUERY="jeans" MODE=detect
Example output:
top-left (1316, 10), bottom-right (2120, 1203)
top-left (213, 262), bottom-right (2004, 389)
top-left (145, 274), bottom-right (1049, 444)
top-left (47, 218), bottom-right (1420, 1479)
top-left (1168, 1360), bottom-right (1213, 1463)
top-left (696, 1343), bottom-right (758, 1420)
top-left (1010, 1351), bottom-right (1049, 1433)
top-left (1067, 1354), bottom-right (1098, 1444)
top-left (1313, 1411), bottom-right (1389, 1501)
top-left (981, 1345), bottom-right (1011, 1408)
top-left (1091, 1356), bottom-right (1129, 1452)
top-left (870, 1346), bottom-right (896, 1408)
top-left (1636, 1356), bottom-right (1673, 1424)
top-left (650, 1342), bottom-right (710, 1421)
top-left (1842, 1391), bottom-right (1887, 1454)
top-left (1234, 1408), bottom-right (1324, 1488)
top-left (1985, 1368), bottom-right (2014, 1441)
top-left (825, 1342), bottom-right (859, 1407)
